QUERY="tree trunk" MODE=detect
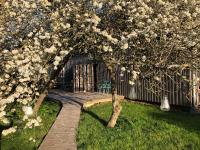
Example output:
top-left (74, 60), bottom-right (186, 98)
top-left (33, 90), bottom-right (48, 114)
top-left (107, 72), bottom-right (122, 128)
top-left (32, 53), bottom-right (73, 114)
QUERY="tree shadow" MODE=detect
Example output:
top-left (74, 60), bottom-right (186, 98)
top-left (48, 91), bottom-right (85, 107)
top-left (0, 121), bottom-right (13, 150)
top-left (148, 111), bottom-right (200, 134)
top-left (0, 127), bottom-right (2, 150)
top-left (82, 109), bottom-right (107, 126)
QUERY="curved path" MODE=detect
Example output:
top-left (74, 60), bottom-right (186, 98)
top-left (39, 89), bottom-right (123, 150)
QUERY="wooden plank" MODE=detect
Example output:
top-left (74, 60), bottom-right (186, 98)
top-left (91, 64), bottom-right (94, 92)
top-left (73, 65), bottom-right (75, 92)
top-left (83, 95), bottom-right (125, 109)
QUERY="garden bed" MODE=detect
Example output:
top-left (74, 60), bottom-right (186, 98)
top-left (77, 101), bottom-right (200, 150)
top-left (1, 99), bottom-right (61, 150)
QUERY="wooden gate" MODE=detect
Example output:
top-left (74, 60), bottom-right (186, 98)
top-left (73, 64), bottom-right (95, 92)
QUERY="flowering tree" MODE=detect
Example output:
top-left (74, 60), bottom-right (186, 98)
top-left (0, 0), bottom-right (200, 135)
top-left (80, 0), bottom-right (200, 127)
top-left (0, 0), bottom-right (77, 134)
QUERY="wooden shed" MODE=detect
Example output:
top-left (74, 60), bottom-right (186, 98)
top-left (55, 55), bottom-right (200, 108)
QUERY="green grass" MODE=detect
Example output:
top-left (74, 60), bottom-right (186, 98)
top-left (1, 100), bottom-right (61, 150)
top-left (77, 101), bottom-right (200, 150)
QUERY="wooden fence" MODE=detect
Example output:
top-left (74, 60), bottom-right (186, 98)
top-left (55, 56), bottom-right (200, 107)
top-left (96, 63), bottom-right (199, 106)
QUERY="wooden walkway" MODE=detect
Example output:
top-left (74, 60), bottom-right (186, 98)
top-left (38, 89), bottom-right (118, 150)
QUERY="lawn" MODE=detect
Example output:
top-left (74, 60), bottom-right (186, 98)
top-left (1, 99), bottom-right (61, 150)
top-left (77, 101), bottom-right (200, 150)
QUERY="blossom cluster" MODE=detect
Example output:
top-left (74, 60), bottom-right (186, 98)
top-left (24, 116), bottom-right (42, 129)
top-left (2, 126), bottom-right (17, 136)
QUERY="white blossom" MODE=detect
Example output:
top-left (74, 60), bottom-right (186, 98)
top-left (2, 127), bottom-right (17, 136)
top-left (121, 67), bottom-right (126, 72)
top-left (121, 43), bottom-right (129, 50)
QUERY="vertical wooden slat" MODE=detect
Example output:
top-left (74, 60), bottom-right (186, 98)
top-left (90, 64), bottom-right (92, 92)
top-left (91, 64), bottom-right (94, 92)
top-left (76, 64), bottom-right (78, 92)
top-left (139, 80), bottom-right (141, 100)
top-left (73, 65), bottom-right (75, 92)
top-left (138, 80), bottom-right (141, 100)
top-left (179, 72), bottom-right (183, 106)
top-left (142, 80), bottom-right (145, 101)
top-left (137, 80), bottom-right (140, 100)
top-left (79, 65), bottom-right (81, 91)
top-left (147, 79), bottom-right (151, 102)
top-left (85, 64), bottom-right (88, 91)
top-left (88, 64), bottom-right (91, 92)
top-left (177, 73), bottom-right (182, 105)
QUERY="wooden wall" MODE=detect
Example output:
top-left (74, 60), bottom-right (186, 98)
top-left (96, 63), bottom-right (197, 106)
top-left (73, 64), bottom-right (95, 92)
top-left (55, 55), bottom-right (95, 92)
top-left (55, 56), bottom-right (199, 107)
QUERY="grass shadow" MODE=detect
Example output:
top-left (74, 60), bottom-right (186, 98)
top-left (0, 127), bottom-right (2, 150)
top-left (82, 109), bottom-right (107, 126)
top-left (148, 111), bottom-right (200, 134)
top-left (0, 123), bottom-right (13, 150)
